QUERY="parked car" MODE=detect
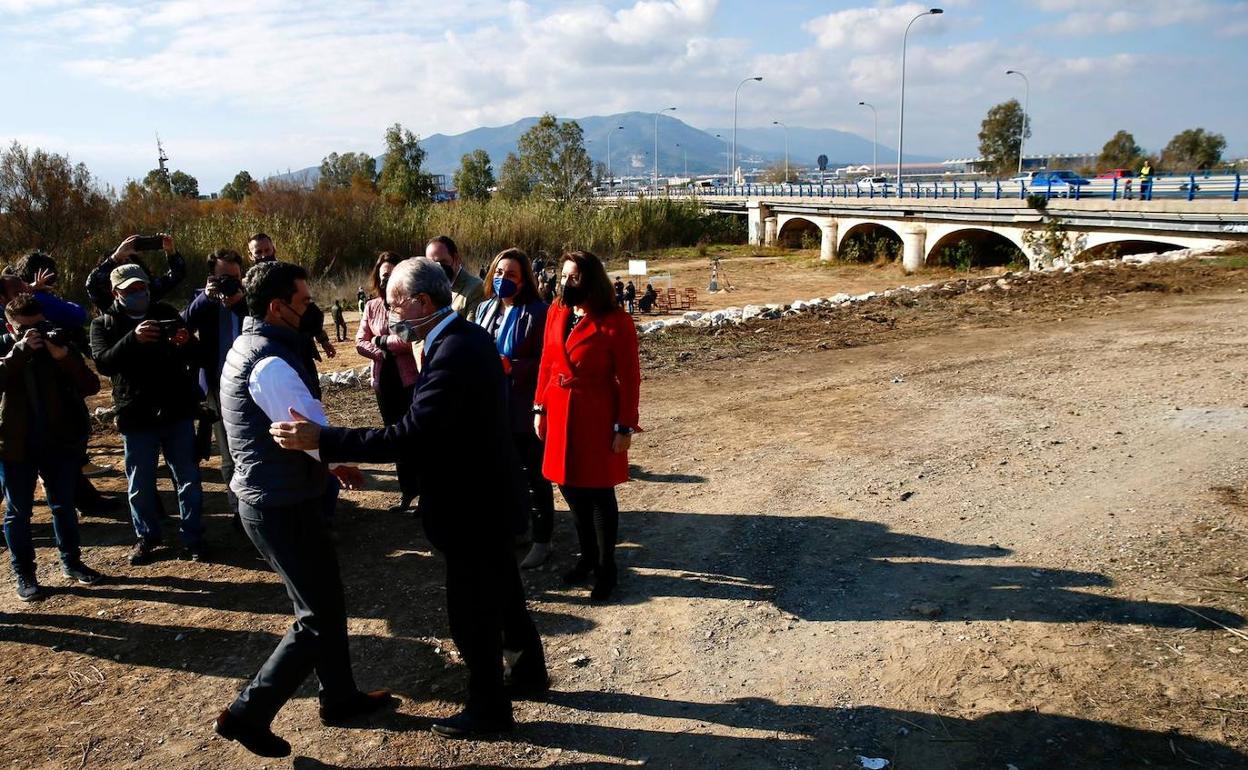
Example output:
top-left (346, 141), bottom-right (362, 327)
top-left (1095, 168), bottom-right (1136, 179)
top-left (855, 175), bottom-right (889, 189)
top-left (1009, 170), bottom-right (1040, 184)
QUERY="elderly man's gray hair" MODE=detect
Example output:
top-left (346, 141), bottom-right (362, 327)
top-left (387, 257), bottom-right (452, 308)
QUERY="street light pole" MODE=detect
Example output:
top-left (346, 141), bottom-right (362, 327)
top-left (772, 120), bottom-right (789, 182)
top-left (896, 8), bottom-right (943, 188)
top-left (858, 101), bottom-right (878, 176)
top-left (675, 143), bottom-right (687, 179)
top-left (654, 106), bottom-right (676, 192)
top-left (606, 124), bottom-right (623, 189)
top-left (1005, 69), bottom-right (1030, 175)
top-left (715, 133), bottom-right (729, 181)
top-left (732, 76), bottom-right (763, 183)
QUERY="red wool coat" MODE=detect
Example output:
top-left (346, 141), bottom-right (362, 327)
top-left (535, 304), bottom-right (641, 488)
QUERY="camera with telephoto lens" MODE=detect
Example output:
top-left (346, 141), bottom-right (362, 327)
top-left (30, 320), bottom-right (70, 348)
top-left (206, 274), bottom-right (241, 301)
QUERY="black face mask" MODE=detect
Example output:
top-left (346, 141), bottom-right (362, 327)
top-left (561, 281), bottom-right (587, 307)
top-left (299, 302), bottom-right (324, 336)
top-left (282, 300), bottom-right (322, 336)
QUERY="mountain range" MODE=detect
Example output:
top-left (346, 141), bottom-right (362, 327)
top-left (275, 111), bottom-right (937, 186)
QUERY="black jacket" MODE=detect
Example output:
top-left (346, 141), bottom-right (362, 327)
top-left (0, 337), bottom-right (99, 462)
top-left (182, 288), bottom-right (247, 396)
top-left (473, 298), bottom-right (548, 435)
top-left (89, 301), bottom-right (202, 432)
top-left (85, 251), bottom-right (186, 312)
top-left (320, 316), bottom-right (527, 553)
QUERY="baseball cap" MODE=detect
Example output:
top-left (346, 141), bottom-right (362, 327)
top-left (110, 263), bottom-right (148, 290)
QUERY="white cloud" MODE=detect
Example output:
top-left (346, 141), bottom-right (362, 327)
top-left (1035, 0), bottom-right (1245, 36)
top-left (2, 0), bottom-right (1244, 187)
top-left (804, 3), bottom-right (948, 52)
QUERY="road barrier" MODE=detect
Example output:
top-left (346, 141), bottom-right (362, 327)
top-left (597, 173), bottom-right (1245, 203)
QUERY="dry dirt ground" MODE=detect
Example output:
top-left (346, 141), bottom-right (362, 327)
top-left (3, 258), bottom-right (1248, 769)
top-left (616, 247), bottom-right (1004, 318)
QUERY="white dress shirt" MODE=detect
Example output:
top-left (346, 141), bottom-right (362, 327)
top-left (248, 357), bottom-right (330, 461)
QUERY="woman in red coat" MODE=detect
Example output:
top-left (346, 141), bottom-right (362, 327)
top-left (534, 250), bottom-right (640, 602)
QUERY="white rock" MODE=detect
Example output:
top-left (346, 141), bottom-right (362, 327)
top-left (639, 321), bottom-right (665, 334)
top-left (742, 305), bottom-right (765, 320)
top-left (682, 311), bottom-right (704, 322)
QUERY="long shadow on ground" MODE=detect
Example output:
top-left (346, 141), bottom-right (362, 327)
top-left (290, 689), bottom-right (1248, 769)
top-left (578, 509), bottom-right (1244, 629)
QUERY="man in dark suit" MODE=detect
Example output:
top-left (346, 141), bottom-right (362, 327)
top-left (271, 257), bottom-right (547, 739)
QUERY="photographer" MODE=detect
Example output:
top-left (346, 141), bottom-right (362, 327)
top-left (3, 262), bottom-right (118, 518)
top-left (90, 264), bottom-right (207, 565)
top-left (0, 294), bottom-right (104, 601)
top-left (13, 252), bottom-right (88, 331)
top-left (85, 234), bottom-right (186, 312)
top-left (183, 249), bottom-right (247, 521)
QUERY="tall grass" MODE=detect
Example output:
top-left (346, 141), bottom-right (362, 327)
top-left (10, 189), bottom-right (744, 305)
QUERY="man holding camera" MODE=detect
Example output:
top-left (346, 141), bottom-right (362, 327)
top-left (184, 249), bottom-right (248, 520)
top-left (0, 294), bottom-right (104, 601)
top-left (85, 234), bottom-right (186, 312)
top-left (90, 264), bottom-right (207, 565)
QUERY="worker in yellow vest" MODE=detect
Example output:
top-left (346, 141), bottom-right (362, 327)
top-left (1139, 160), bottom-right (1153, 199)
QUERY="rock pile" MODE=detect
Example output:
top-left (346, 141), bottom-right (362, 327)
top-left (318, 365), bottom-right (372, 389)
top-left (636, 245), bottom-right (1225, 335)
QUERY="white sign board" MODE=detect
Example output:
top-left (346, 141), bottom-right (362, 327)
top-left (628, 259), bottom-right (648, 276)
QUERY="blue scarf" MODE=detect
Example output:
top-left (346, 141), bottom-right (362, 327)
top-left (496, 303), bottom-right (521, 359)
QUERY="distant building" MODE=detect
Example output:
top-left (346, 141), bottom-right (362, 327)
top-left (943, 152), bottom-right (1098, 175)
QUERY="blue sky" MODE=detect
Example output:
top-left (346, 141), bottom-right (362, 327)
top-left (3, 0), bottom-right (1245, 191)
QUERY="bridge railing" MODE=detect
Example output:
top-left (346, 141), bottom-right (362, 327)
top-left (595, 173), bottom-right (1244, 203)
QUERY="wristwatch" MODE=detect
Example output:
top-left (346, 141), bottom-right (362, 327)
top-left (532, 405), bottom-right (546, 415)
top-left (614, 424), bottom-right (634, 436)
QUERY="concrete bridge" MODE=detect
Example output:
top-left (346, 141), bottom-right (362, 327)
top-left (694, 196), bottom-right (1248, 272)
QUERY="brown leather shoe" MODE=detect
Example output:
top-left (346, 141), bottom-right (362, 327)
top-left (213, 709), bottom-right (290, 757)
top-left (319, 690), bottom-right (399, 726)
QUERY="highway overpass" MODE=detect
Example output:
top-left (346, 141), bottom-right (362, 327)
top-left (600, 189), bottom-right (1248, 272)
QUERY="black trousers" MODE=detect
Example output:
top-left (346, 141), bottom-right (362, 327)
top-left (444, 539), bottom-right (545, 716)
top-left (513, 431), bottom-right (554, 543)
top-left (376, 361), bottom-right (419, 502)
top-left (334, 320), bottom-right (348, 342)
top-left (230, 495), bottom-right (357, 727)
top-left (559, 485), bottom-right (619, 576)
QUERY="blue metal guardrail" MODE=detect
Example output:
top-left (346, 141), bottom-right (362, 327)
top-left (597, 173), bottom-right (1244, 203)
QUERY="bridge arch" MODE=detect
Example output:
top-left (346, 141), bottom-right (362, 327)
top-left (925, 227), bottom-right (1028, 269)
top-left (1075, 235), bottom-right (1193, 262)
top-left (837, 221), bottom-right (904, 263)
top-left (776, 215), bottom-right (823, 249)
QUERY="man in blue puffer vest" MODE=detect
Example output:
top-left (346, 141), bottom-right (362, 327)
top-left (211, 261), bottom-right (394, 758)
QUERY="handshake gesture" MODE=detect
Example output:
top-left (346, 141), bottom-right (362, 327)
top-left (270, 408), bottom-right (364, 490)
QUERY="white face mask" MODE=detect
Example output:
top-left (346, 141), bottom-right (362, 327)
top-left (389, 306), bottom-right (452, 343)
